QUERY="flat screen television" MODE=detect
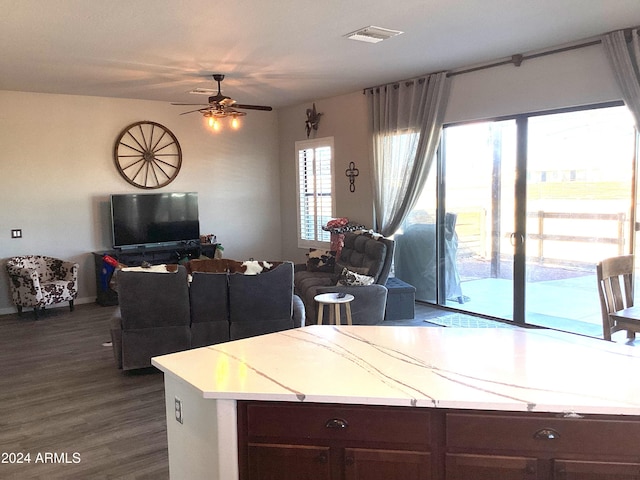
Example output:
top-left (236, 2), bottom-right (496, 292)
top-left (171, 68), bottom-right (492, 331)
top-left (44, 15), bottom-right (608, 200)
top-left (110, 192), bottom-right (200, 249)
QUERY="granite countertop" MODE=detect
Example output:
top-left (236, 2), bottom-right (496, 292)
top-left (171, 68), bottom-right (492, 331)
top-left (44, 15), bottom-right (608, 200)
top-left (152, 325), bottom-right (640, 415)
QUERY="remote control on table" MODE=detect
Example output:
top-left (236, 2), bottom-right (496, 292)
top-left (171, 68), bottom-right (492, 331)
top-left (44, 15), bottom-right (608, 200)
top-left (337, 292), bottom-right (346, 298)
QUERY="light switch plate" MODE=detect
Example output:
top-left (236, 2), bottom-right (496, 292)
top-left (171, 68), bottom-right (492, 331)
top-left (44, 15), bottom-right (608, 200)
top-left (11, 229), bottom-right (22, 238)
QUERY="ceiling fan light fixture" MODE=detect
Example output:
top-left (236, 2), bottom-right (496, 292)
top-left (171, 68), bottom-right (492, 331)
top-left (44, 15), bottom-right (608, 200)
top-left (176, 74), bottom-right (272, 133)
top-left (344, 26), bottom-right (403, 44)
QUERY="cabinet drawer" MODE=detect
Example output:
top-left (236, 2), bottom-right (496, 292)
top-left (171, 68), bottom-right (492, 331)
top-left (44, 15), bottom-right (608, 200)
top-left (447, 413), bottom-right (640, 456)
top-left (554, 459), bottom-right (640, 479)
top-left (246, 402), bottom-right (431, 446)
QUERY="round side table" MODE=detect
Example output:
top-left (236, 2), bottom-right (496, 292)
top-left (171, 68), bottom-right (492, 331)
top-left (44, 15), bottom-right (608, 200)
top-left (314, 293), bottom-right (355, 326)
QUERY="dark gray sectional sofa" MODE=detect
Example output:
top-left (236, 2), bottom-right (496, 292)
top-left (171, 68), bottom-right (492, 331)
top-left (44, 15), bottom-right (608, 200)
top-left (110, 261), bottom-right (304, 371)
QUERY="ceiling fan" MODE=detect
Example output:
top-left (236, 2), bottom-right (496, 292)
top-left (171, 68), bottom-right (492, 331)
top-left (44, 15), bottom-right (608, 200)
top-left (172, 74), bottom-right (272, 129)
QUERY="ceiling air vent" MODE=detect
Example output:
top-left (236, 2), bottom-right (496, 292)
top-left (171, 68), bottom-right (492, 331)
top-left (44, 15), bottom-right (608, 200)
top-left (344, 26), bottom-right (403, 44)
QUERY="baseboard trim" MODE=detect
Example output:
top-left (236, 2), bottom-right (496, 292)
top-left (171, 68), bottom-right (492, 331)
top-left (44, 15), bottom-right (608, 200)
top-left (0, 296), bottom-right (97, 317)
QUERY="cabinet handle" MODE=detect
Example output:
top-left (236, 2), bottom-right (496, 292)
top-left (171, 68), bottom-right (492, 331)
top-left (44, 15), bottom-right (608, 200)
top-left (318, 452), bottom-right (328, 464)
top-left (345, 456), bottom-right (354, 466)
top-left (533, 428), bottom-right (560, 440)
top-left (325, 418), bottom-right (349, 429)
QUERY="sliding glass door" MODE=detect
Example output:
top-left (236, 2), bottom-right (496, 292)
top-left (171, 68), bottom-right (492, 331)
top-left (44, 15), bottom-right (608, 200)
top-left (524, 107), bottom-right (636, 335)
top-left (441, 120), bottom-right (517, 319)
top-left (397, 103), bottom-right (637, 336)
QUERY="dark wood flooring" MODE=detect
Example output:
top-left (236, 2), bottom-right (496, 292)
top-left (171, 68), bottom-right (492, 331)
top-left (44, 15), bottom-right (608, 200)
top-left (0, 301), bottom-right (451, 479)
top-left (0, 303), bottom-right (169, 480)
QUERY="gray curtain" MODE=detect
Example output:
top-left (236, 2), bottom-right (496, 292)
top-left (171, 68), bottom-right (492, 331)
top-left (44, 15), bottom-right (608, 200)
top-left (602, 28), bottom-right (640, 129)
top-left (366, 72), bottom-right (450, 237)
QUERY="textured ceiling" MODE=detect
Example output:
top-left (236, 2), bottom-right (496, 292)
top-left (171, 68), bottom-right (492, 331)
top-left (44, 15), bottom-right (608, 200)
top-left (1, 0), bottom-right (639, 108)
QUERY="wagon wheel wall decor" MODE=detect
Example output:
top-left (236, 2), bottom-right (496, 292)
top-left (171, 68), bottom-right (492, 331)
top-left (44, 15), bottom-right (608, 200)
top-left (113, 121), bottom-right (182, 189)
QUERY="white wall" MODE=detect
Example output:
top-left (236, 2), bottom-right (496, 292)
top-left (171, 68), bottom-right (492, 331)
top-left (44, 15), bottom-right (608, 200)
top-left (0, 41), bottom-right (626, 314)
top-left (0, 91), bottom-right (281, 313)
top-left (277, 42), bottom-right (624, 263)
top-left (444, 42), bottom-right (622, 123)
top-left (278, 92), bottom-right (373, 264)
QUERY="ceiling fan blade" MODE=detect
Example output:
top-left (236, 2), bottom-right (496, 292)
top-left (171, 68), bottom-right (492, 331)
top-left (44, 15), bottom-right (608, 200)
top-left (235, 104), bottom-right (273, 111)
top-left (224, 108), bottom-right (247, 117)
top-left (180, 107), bottom-right (208, 115)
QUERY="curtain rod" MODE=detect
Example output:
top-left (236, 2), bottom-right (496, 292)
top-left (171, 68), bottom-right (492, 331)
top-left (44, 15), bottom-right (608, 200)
top-left (363, 27), bottom-right (638, 92)
top-left (448, 39), bottom-right (602, 77)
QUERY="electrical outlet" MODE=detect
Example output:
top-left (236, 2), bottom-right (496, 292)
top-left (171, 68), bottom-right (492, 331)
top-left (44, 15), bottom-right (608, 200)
top-left (174, 397), bottom-right (183, 424)
top-left (11, 229), bottom-right (22, 239)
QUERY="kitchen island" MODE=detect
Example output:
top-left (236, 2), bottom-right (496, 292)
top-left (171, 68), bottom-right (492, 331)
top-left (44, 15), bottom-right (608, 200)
top-left (152, 325), bottom-right (640, 480)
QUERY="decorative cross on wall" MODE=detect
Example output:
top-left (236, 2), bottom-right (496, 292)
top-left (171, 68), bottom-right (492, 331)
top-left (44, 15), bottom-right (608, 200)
top-left (345, 162), bottom-right (359, 192)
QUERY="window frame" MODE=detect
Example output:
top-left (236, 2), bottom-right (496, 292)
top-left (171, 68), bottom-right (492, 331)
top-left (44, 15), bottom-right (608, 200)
top-left (295, 137), bottom-right (335, 249)
top-left (409, 101), bottom-right (637, 334)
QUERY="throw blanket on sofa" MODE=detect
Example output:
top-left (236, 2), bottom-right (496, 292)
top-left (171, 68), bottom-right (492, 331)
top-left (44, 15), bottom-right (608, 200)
top-left (187, 258), bottom-right (283, 275)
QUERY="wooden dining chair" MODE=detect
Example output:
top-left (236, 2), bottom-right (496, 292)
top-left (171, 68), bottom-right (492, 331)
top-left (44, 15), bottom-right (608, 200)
top-left (596, 254), bottom-right (638, 341)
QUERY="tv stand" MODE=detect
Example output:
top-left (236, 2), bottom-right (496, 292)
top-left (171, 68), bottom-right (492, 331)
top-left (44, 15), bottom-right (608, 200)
top-left (92, 243), bottom-right (218, 306)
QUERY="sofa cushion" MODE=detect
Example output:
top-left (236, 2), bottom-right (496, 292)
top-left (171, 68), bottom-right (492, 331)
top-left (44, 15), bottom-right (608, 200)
top-left (229, 263), bottom-right (293, 322)
top-left (294, 270), bottom-right (336, 293)
top-left (117, 266), bottom-right (191, 330)
top-left (114, 265), bottom-right (192, 370)
top-left (228, 262), bottom-right (295, 339)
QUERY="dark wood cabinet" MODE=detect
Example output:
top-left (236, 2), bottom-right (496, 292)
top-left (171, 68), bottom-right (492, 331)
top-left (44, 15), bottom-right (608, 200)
top-left (345, 448), bottom-right (431, 480)
top-left (247, 444), bottom-right (331, 480)
top-left (553, 459), bottom-right (640, 479)
top-left (239, 402), bottom-right (434, 480)
top-left (445, 456), bottom-right (640, 480)
top-left (238, 403), bottom-right (640, 480)
top-left (446, 453), bottom-right (538, 480)
top-left (445, 412), bottom-right (640, 480)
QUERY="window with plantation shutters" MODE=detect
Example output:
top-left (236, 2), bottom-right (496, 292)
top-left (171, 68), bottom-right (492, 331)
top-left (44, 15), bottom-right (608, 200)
top-left (295, 137), bottom-right (334, 248)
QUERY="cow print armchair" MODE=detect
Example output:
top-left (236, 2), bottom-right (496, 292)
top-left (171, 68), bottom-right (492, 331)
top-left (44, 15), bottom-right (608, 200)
top-left (6, 255), bottom-right (79, 318)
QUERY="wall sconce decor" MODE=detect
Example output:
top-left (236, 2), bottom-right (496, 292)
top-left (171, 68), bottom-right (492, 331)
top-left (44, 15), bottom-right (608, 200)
top-left (345, 162), bottom-right (359, 192)
top-left (305, 103), bottom-right (323, 138)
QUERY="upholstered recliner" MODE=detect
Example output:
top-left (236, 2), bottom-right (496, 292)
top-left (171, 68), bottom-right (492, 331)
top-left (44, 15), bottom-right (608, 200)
top-left (294, 232), bottom-right (394, 325)
top-left (6, 255), bottom-right (78, 318)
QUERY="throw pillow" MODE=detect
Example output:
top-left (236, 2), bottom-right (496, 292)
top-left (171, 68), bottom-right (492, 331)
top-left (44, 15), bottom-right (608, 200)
top-left (334, 262), bottom-right (370, 276)
top-left (306, 249), bottom-right (336, 272)
top-left (336, 267), bottom-right (375, 286)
